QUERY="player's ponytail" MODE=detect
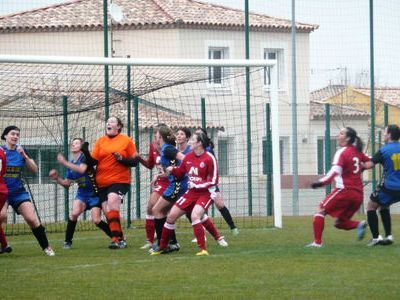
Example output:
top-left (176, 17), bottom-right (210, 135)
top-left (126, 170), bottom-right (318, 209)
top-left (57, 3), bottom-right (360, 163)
top-left (345, 127), bottom-right (364, 152)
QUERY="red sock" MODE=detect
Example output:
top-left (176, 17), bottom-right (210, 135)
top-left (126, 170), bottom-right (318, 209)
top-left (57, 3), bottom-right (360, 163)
top-left (159, 222), bottom-right (175, 250)
top-left (335, 219), bottom-right (359, 230)
top-left (0, 225), bottom-right (8, 248)
top-left (107, 210), bottom-right (123, 242)
top-left (145, 215), bottom-right (155, 243)
top-left (313, 214), bottom-right (325, 244)
top-left (193, 221), bottom-right (206, 250)
top-left (201, 216), bottom-right (221, 241)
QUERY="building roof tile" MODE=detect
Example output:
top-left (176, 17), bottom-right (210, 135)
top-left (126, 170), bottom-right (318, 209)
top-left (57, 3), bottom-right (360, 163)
top-left (0, 0), bottom-right (318, 33)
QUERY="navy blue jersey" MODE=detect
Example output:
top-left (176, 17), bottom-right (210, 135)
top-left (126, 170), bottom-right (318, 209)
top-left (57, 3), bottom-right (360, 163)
top-left (372, 141), bottom-right (400, 191)
top-left (1, 145), bottom-right (25, 193)
top-left (65, 153), bottom-right (95, 196)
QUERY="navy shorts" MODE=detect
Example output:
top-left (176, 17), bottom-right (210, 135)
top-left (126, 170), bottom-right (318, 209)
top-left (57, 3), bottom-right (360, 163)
top-left (8, 188), bottom-right (31, 213)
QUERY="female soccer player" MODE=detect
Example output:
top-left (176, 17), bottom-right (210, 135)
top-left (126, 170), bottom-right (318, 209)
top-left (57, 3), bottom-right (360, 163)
top-left (307, 127), bottom-right (370, 247)
top-left (83, 116), bottom-right (138, 249)
top-left (362, 125), bottom-right (400, 246)
top-left (151, 125), bottom-right (187, 252)
top-left (0, 146), bottom-right (10, 254)
top-left (49, 138), bottom-right (111, 249)
top-left (0, 126), bottom-right (55, 256)
top-left (136, 124), bottom-right (169, 249)
top-left (153, 131), bottom-right (226, 256)
top-left (196, 128), bottom-right (239, 235)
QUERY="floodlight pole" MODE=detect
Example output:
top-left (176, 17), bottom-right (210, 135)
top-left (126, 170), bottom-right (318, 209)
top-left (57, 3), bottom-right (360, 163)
top-left (103, 0), bottom-right (110, 120)
top-left (291, 0), bottom-right (299, 216)
top-left (369, 0), bottom-right (376, 190)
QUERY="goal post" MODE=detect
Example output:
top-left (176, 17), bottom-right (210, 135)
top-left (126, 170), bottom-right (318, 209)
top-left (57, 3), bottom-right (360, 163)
top-left (0, 54), bottom-right (282, 232)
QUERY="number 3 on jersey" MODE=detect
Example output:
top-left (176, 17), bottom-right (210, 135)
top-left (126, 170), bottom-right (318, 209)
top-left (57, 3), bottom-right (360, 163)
top-left (352, 157), bottom-right (360, 173)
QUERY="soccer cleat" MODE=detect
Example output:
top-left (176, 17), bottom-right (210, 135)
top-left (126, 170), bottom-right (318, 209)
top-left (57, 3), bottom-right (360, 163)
top-left (0, 245), bottom-right (12, 254)
top-left (118, 240), bottom-right (127, 249)
top-left (231, 228), bottom-right (240, 236)
top-left (44, 246), bottom-right (55, 256)
top-left (305, 242), bottom-right (323, 248)
top-left (217, 236), bottom-right (228, 247)
top-left (380, 235), bottom-right (394, 246)
top-left (163, 243), bottom-right (180, 253)
top-left (140, 241), bottom-right (152, 249)
top-left (356, 220), bottom-right (367, 241)
top-left (367, 235), bottom-right (383, 246)
top-left (108, 241), bottom-right (120, 250)
top-left (196, 249), bottom-right (209, 256)
top-left (150, 247), bottom-right (167, 256)
top-left (63, 242), bottom-right (72, 249)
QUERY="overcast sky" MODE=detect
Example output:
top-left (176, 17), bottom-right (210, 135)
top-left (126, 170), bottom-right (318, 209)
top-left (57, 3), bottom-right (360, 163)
top-left (1, 0), bottom-right (399, 90)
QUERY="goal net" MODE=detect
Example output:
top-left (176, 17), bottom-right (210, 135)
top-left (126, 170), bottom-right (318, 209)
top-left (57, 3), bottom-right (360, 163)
top-left (0, 55), bottom-right (280, 235)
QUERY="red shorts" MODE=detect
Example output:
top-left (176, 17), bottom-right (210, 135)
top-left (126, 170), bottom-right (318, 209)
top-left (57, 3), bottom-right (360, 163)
top-left (0, 192), bottom-right (7, 211)
top-left (174, 190), bottom-right (214, 214)
top-left (152, 177), bottom-right (169, 195)
top-left (320, 188), bottom-right (363, 220)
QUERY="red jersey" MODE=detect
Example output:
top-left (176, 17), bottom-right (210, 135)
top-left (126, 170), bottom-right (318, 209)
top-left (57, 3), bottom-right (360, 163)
top-left (320, 145), bottom-right (370, 192)
top-left (0, 148), bottom-right (8, 195)
top-left (141, 143), bottom-right (157, 170)
top-left (171, 151), bottom-right (218, 191)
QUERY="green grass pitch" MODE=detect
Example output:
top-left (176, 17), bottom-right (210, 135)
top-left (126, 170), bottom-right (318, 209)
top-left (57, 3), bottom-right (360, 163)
top-left (1, 216), bottom-right (400, 299)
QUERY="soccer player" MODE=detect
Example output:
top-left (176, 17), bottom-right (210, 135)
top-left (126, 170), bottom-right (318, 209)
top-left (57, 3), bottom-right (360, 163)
top-left (136, 124), bottom-right (169, 249)
top-left (307, 127), bottom-right (370, 247)
top-left (82, 116), bottom-right (138, 249)
top-left (49, 138), bottom-right (111, 249)
top-left (196, 128), bottom-right (239, 235)
top-left (0, 126), bottom-right (55, 256)
top-left (362, 125), bottom-right (400, 246)
top-left (151, 125), bottom-right (187, 252)
top-left (0, 146), bottom-right (10, 254)
top-left (152, 131), bottom-right (224, 256)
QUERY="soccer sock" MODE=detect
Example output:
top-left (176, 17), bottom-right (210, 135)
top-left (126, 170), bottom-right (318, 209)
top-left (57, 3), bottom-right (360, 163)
top-left (0, 225), bottom-right (8, 248)
top-left (313, 214), bottom-right (325, 244)
top-left (334, 219), bottom-right (359, 230)
top-left (107, 210), bottom-right (123, 242)
top-left (31, 224), bottom-right (49, 250)
top-left (192, 220), bottom-right (206, 250)
top-left (154, 217), bottom-right (167, 246)
top-left (65, 219), bottom-right (77, 243)
top-left (201, 215), bottom-right (221, 241)
top-left (379, 208), bottom-right (391, 237)
top-left (145, 215), bottom-right (155, 243)
top-left (170, 229), bottom-right (178, 244)
top-left (219, 206), bottom-right (236, 229)
top-left (96, 220), bottom-right (112, 238)
top-left (367, 210), bottom-right (379, 238)
top-left (159, 222), bottom-right (175, 250)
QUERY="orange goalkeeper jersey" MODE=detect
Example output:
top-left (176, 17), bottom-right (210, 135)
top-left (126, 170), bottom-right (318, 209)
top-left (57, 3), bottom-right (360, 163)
top-left (92, 134), bottom-right (137, 188)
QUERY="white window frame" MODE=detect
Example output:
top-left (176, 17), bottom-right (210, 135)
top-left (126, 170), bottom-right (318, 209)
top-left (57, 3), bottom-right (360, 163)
top-left (217, 136), bottom-right (236, 176)
top-left (205, 40), bottom-right (234, 94)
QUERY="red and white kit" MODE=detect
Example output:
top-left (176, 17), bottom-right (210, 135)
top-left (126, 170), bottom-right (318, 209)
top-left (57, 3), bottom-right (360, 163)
top-left (171, 150), bottom-right (218, 213)
top-left (319, 145), bottom-right (370, 218)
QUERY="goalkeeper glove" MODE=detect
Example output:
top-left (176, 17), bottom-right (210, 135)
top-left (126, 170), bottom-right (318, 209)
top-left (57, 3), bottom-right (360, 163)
top-left (311, 181), bottom-right (324, 189)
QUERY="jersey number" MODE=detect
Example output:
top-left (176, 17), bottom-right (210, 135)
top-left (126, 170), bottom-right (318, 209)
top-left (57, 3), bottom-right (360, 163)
top-left (391, 153), bottom-right (400, 171)
top-left (352, 157), bottom-right (360, 174)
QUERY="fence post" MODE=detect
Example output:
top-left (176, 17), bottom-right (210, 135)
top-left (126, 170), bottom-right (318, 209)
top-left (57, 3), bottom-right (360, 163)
top-left (266, 103), bottom-right (273, 216)
top-left (324, 104), bottom-right (331, 195)
top-left (127, 61), bottom-right (133, 228)
top-left (63, 95), bottom-right (69, 222)
top-left (134, 95), bottom-right (141, 219)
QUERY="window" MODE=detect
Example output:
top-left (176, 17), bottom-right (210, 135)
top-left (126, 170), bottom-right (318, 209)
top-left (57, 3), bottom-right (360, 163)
top-left (217, 137), bottom-right (236, 176)
top-left (208, 47), bottom-right (228, 85)
top-left (262, 137), bottom-right (287, 175)
top-left (317, 138), bottom-right (337, 174)
top-left (264, 49), bottom-right (283, 89)
top-left (24, 146), bottom-right (63, 184)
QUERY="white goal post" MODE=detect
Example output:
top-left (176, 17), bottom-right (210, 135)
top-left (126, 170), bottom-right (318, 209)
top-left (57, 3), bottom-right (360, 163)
top-left (0, 54), bottom-right (282, 228)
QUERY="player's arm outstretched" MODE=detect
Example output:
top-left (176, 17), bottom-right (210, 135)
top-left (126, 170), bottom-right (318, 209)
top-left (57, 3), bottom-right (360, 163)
top-left (48, 169), bottom-right (72, 188)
